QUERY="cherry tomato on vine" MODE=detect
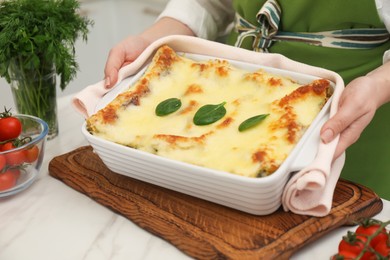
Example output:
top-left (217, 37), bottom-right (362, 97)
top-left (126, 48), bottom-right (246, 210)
top-left (5, 150), bottom-right (25, 166)
top-left (334, 250), bottom-right (359, 259)
top-left (339, 233), bottom-right (367, 255)
top-left (356, 222), bottom-right (389, 248)
top-left (0, 154), bottom-right (6, 171)
top-left (1, 141), bottom-right (16, 151)
top-left (0, 170), bottom-right (17, 191)
top-left (338, 233), bottom-right (374, 260)
top-left (10, 168), bottom-right (21, 180)
top-left (374, 240), bottom-right (390, 258)
top-left (25, 145), bottom-right (39, 163)
top-left (0, 116), bottom-right (22, 142)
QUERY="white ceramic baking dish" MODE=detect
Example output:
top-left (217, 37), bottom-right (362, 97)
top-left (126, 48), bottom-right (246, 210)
top-left (82, 52), bottom-right (334, 215)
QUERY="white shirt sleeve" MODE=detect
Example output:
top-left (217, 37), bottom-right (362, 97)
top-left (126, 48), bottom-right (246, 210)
top-left (157, 0), bottom-right (234, 40)
top-left (375, 0), bottom-right (390, 63)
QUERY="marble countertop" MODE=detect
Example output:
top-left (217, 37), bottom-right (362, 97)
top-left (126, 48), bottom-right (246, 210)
top-left (1, 0), bottom-right (388, 258)
top-left (0, 94), bottom-right (389, 260)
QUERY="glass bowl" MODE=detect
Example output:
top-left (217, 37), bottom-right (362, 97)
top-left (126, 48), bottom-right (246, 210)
top-left (0, 114), bottom-right (48, 197)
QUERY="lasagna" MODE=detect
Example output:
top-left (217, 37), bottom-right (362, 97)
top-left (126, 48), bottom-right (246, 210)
top-left (87, 45), bottom-right (331, 178)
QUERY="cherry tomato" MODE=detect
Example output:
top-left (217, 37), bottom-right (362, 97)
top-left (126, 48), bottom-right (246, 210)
top-left (356, 222), bottom-right (389, 248)
top-left (338, 233), bottom-right (375, 259)
top-left (374, 240), bottom-right (390, 257)
top-left (5, 150), bottom-right (25, 166)
top-left (0, 170), bottom-right (17, 191)
top-left (339, 233), bottom-right (367, 255)
top-left (359, 251), bottom-right (375, 260)
top-left (10, 168), bottom-right (21, 180)
top-left (1, 142), bottom-right (16, 151)
top-left (0, 116), bottom-right (22, 141)
top-left (0, 154), bottom-right (6, 171)
top-left (25, 145), bottom-right (39, 163)
top-left (334, 250), bottom-right (359, 260)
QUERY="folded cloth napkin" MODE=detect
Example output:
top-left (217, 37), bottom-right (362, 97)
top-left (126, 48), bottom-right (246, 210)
top-left (72, 35), bottom-right (345, 216)
top-left (282, 147), bottom-right (346, 217)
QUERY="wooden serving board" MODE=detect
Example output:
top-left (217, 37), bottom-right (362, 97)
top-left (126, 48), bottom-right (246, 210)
top-left (48, 146), bottom-right (383, 259)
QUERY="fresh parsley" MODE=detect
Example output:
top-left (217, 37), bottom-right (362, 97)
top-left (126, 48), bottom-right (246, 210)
top-left (0, 0), bottom-right (93, 90)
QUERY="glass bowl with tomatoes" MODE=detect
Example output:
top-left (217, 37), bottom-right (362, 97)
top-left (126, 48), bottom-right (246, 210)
top-left (0, 112), bottom-right (48, 197)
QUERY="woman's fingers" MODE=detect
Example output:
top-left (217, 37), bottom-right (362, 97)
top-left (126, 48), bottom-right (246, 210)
top-left (320, 76), bottom-right (378, 157)
top-left (331, 113), bottom-right (372, 158)
top-left (103, 36), bottom-right (150, 89)
top-left (104, 45), bottom-right (127, 88)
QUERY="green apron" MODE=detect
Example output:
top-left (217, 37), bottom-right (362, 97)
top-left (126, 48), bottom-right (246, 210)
top-left (227, 0), bottom-right (390, 199)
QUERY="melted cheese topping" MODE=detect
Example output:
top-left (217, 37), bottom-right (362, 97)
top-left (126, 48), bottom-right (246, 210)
top-left (87, 45), bottom-right (330, 178)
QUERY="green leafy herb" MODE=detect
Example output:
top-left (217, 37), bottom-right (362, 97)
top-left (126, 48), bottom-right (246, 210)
top-left (193, 102), bottom-right (227, 126)
top-left (238, 114), bottom-right (269, 132)
top-left (0, 0), bottom-right (94, 90)
top-left (155, 98), bottom-right (182, 116)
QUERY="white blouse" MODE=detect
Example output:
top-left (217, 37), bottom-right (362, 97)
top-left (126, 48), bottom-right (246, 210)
top-left (158, 0), bottom-right (390, 62)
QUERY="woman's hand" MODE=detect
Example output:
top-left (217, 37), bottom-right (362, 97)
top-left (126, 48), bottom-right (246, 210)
top-left (321, 64), bottom-right (390, 158)
top-left (104, 35), bottom-right (150, 88)
top-left (103, 17), bottom-right (195, 89)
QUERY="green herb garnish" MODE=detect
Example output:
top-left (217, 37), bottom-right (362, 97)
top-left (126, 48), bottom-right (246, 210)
top-left (193, 102), bottom-right (226, 126)
top-left (238, 114), bottom-right (269, 132)
top-left (155, 98), bottom-right (182, 116)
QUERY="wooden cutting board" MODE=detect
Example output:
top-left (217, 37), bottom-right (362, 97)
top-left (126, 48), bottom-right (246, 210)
top-left (48, 146), bottom-right (383, 259)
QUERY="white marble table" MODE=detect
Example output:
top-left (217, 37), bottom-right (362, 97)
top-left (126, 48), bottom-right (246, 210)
top-left (0, 94), bottom-right (389, 260)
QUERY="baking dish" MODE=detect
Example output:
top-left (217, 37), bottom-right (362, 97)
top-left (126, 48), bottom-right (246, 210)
top-left (82, 52), bottom-right (334, 215)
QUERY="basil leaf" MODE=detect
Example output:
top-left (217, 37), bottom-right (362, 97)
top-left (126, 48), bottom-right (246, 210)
top-left (155, 98), bottom-right (182, 116)
top-left (193, 102), bottom-right (227, 126)
top-left (238, 114), bottom-right (269, 132)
